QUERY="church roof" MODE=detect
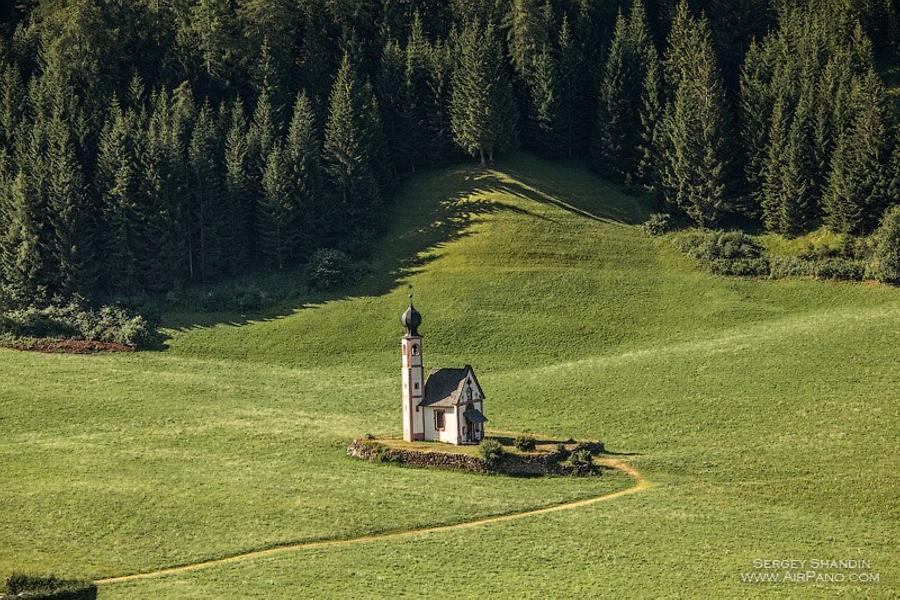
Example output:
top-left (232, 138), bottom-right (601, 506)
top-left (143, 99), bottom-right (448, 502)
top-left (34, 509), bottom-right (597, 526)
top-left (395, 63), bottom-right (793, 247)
top-left (420, 365), bottom-right (484, 408)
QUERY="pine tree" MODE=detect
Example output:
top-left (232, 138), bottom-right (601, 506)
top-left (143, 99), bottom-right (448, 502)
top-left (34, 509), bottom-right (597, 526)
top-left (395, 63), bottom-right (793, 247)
top-left (286, 91), bottom-right (321, 257)
top-left (657, 3), bottom-right (731, 227)
top-left (824, 71), bottom-right (892, 234)
top-left (257, 141), bottom-right (296, 270)
top-left (323, 53), bottom-right (380, 231)
top-left (0, 62), bottom-right (24, 150)
top-left (450, 21), bottom-right (517, 165)
top-left (187, 0), bottom-right (239, 84)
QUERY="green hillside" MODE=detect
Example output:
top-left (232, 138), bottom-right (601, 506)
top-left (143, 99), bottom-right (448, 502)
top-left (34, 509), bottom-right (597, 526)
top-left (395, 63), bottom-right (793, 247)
top-left (1, 153), bottom-right (897, 598)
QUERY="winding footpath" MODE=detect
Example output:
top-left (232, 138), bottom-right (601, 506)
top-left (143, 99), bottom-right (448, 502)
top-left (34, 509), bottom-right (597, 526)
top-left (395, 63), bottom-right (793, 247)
top-left (96, 458), bottom-right (651, 586)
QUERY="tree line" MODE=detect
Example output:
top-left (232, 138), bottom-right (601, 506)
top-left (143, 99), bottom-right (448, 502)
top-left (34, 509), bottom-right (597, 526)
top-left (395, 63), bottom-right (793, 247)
top-left (0, 0), bottom-right (897, 309)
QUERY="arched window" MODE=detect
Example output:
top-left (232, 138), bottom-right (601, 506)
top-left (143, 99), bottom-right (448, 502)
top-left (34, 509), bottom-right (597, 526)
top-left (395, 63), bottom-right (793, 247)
top-left (411, 344), bottom-right (419, 356)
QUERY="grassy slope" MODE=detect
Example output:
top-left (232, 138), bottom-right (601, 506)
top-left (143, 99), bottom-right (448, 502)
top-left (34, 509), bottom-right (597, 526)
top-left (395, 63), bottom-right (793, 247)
top-left (1, 153), bottom-right (898, 597)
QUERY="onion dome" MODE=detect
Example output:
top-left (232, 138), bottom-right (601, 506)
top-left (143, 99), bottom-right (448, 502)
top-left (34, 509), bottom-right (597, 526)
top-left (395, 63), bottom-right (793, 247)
top-left (401, 294), bottom-right (422, 336)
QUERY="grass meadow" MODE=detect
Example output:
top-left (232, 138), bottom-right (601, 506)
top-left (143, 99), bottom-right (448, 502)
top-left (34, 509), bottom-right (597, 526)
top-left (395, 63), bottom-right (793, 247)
top-left (1, 153), bottom-right (898, 597)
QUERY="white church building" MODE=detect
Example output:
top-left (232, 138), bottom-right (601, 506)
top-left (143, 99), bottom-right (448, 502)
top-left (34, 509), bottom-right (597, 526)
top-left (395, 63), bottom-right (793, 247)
top-left (400, 296), bottom-right (487, 445)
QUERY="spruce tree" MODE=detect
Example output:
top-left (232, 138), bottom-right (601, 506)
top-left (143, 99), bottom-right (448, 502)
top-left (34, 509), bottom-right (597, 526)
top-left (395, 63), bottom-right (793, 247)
top-left (637, 51), bottom-right (663, 188)
top-left (555, 15), bottom-right (579, 157)
top-left (593, 1), bottom-right (654, 181)
top-left (224, 98), bottom-right (253, 273)
top-left (286, 91), bottom-right (321, 257)
top-left (257, 141), bottom-right (296, 270)
top-left (657, 3), bottom-right (731, 227)
top-left (96, 100), bottom-right (141, 292)
top-left (323, 53), bottom-right (380, 231)
top-left (403, 12), bottom-right (433, 170)
top-left (824, 71), bottom-right (892, 234)
top-left (527, 44), bottom-right (561, 156)
top-left (450, 21), bottom-right (517, 165)
top-left (503, 0), bottom-right (548, 82)
top-left (46, 113), bottom-right (94, 296)
top-left (188, 102), bottom-right (225, 281)
top-left (2, 172), bottom-right (47, 306)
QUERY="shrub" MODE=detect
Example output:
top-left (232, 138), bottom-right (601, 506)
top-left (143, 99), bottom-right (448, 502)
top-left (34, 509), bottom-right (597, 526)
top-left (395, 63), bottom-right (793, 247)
top-left (307, 249), bottom-right (354, 292)
top-left (674, 230), bottom-right (770, 277)
top-left (868, 205), bottom-right (900, 284)
top-left (568, 448), bottom-right (595, 476)
top-left (641, 213), bottom-right (673, 236)
top-left (513, 434), bottom-right (536, 452)
top-left (812, 258), bottom-right (865, 281)
top-left (479, 439), bottom-right (504, 471)
top-left (5, 573), bottom-right (96, 599)
top-left (552, 443), bottom-right (570, 461)
top-left (0, 302), bottom-right (154, 348)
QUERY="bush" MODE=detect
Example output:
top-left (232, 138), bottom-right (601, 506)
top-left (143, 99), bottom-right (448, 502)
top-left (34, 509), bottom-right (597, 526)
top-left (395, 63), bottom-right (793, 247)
top-left (812, 258), bottom-right (865, 281)
top-left (568, 448), bottom-right (595, 476)
top-left (4, 574), bottom-right (96, 600)
top-left (641, 213), bottom-right (673, 236)
top-left (479, 439), bottom-right (504, 471)
top-left (513, 434), bottom-right (536, 452)
top-left (674, 230), bottom-right (770, 277)
top-left (0, 302), bottom-right (154, 348)
top-left (868, 205), bottom-right (900, 284)
top-left (552, 443), bottom-right (570, 461)
top-left (307, 249), bottom-right (354, 292)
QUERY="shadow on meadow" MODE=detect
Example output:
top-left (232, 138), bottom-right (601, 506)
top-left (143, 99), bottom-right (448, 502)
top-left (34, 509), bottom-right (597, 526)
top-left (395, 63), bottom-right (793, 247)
top-left (156, 154), bottom-right (646, 346)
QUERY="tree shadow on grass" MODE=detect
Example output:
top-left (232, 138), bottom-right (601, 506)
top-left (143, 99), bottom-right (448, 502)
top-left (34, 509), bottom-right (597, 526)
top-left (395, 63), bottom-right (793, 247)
top-left (155, 156), bottom-right (650, 346)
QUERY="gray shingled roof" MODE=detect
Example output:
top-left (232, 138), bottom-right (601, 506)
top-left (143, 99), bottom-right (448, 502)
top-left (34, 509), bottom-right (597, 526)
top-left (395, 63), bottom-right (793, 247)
top-left (420, 366), bottom-right (480, 407)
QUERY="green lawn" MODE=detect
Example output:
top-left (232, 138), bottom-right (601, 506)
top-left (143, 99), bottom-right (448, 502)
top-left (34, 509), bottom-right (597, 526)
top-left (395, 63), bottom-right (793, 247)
top-left (2, 153), bottom-right (898, 598)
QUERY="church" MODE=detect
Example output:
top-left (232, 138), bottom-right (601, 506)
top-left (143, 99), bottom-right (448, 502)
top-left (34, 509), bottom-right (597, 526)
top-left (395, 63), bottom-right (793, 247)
top-left (400, 296), bottom-right (487, 445)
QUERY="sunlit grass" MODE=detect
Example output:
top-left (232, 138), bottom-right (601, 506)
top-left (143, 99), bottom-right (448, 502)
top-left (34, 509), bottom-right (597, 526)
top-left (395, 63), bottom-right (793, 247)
top-left (2, 152), bottom-right (898, 597)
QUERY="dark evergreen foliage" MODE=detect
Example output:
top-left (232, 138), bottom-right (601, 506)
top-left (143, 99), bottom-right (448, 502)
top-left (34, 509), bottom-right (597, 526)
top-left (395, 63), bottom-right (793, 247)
top-left (0, 0), bottom-right (897, 309)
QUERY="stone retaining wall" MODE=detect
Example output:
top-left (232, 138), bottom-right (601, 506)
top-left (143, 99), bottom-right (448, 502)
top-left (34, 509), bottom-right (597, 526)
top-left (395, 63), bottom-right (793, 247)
top-left (347, 439), bottom-right (604, 477)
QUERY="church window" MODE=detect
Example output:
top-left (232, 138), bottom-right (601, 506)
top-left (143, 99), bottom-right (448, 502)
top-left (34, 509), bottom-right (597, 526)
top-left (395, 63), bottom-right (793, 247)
top-left (434, 410), bottom-right (445, 431)
top-left (411, 344), bottom-right (419, 356)
top-left (414, 382), bottom-right (419, 390)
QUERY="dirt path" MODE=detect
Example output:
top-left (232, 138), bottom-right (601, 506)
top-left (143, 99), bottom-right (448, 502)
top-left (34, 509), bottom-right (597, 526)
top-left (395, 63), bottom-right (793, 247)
top-left (96, 458), bottom-right (651, 586)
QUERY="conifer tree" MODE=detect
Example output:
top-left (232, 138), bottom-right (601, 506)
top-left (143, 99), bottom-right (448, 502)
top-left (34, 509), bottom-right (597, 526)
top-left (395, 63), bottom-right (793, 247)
top-left (46, 113), bottom-right (94, 296)
top-left (257, 141), bottom-right (296, 269)
top-left (593, 1), bottom-right (655, 181)
top-left (403, 12), bottom-right (433, 169)
top-left (224, 98), bottom-right (253, 272)
top-left (637, 51), bottom-right (663, 188)
top-left (450, 21), bottom-right (517, 165)
top-left (378, 39), bottom-right (407, 173)
top-left (96, 100), bottom-right (141, 292)
top-left (425, 40), bottom-right (456, 163)
top-left (286, 91), bottom-right (321, 257)
top-left (324, 53), bottom-right (380, 230)
top-left (503, 0), bottom-right (548, 82)
top-left (188, 102), bottom-right (225, 281)
top-left (824, 71), bottom-right (892, 234)
top-left (527, 44), bottom-right (561, 156)
top-left (2, 172), bottom-right (47, 305)
top-left (555, 15), bottom-right (579, 157)
top-left (657, 3), bottom-right (731, 226)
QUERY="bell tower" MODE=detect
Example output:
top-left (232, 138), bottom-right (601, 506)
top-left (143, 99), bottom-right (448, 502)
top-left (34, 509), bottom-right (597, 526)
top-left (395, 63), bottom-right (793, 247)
top-left (400, 293), bottom-right (425, 441)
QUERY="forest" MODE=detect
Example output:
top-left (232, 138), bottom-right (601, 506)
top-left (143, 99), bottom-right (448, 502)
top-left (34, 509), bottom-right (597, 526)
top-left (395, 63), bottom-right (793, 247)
top-left (0, 0), bottom-right (897, 314)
